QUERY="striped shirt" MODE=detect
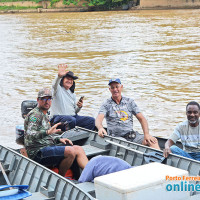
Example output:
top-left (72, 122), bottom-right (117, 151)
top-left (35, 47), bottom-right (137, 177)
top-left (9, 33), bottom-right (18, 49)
top-left (169, 120), bottom-right (200, 153)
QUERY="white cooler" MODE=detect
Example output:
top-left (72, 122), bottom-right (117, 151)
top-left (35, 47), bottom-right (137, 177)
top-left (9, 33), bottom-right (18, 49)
top-left (94, 162), bottom-right (190, 200)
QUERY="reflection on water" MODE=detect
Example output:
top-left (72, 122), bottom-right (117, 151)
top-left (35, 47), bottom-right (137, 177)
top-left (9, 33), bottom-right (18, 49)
top-left (0, 10), bottom-right (200, 147)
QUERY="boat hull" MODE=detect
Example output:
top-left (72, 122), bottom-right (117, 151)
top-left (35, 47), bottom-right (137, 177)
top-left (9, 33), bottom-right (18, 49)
top-left (0, 144), bottom-right (94, 200)
top-left (1, 126), bottom-right (200, 199)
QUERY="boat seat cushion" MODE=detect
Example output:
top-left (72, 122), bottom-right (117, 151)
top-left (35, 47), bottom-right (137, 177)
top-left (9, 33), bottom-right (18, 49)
top-left (82, 145), bottom-right (110, 157)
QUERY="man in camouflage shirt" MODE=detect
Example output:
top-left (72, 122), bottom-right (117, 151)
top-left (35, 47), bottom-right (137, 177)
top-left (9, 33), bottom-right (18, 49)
top-left (24, 88), bottom-right (88, 176)
top-left (95, 78), bottom-right (160, 149)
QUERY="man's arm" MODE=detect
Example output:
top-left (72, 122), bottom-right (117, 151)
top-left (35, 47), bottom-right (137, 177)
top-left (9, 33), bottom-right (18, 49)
top-left (52, 64), bottom-right (68, 95)
top-left (135, 113), bottom-right (149, 135)
top-left (47, 123), bottom-right (62, 135)
top-left (52, 76), bottom-right (62, 96)
top-left (75, 105), bottom-right (82, 114)
top-left (25, 113), bottom-right (61, 139)
top-left (163, 124), bottom-right (181, 157)
top-left (136, 113), bottom-right (157, 145)
top-left (95, 113), bottom-right (107, 137)
top-left (163, 139), bottom-right (175, 158)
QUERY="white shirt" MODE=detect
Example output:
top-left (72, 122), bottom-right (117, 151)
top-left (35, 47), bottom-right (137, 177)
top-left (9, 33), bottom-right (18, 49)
top-left (50, 76), bottom-right (81, 117)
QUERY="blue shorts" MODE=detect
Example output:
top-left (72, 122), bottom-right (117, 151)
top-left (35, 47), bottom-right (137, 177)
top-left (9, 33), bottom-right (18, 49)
top-left (33, 146), bottom-right (66, 167)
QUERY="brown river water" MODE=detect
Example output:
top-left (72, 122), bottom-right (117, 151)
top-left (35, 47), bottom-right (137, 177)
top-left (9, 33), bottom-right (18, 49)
top-left (0, 9), bottom-right (199, 148)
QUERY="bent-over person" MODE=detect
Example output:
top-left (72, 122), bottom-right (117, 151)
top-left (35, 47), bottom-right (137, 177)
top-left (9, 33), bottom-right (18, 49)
top-left (78, 155), bottom-right (132, 183)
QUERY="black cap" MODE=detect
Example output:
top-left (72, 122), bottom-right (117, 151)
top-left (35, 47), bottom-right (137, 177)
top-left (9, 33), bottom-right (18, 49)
top-left (64, 71), bottom-right (78, 80)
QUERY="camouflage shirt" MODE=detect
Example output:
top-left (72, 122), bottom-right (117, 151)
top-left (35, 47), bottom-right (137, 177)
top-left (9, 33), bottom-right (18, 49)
top-left (24, 106), bottom-right (60, 159)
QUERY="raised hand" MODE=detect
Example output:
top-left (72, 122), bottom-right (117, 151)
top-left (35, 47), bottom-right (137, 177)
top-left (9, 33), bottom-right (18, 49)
top-left (47, 122), bottom-right (62, 135)
top-left (58, 63), bottom-right (69, 78)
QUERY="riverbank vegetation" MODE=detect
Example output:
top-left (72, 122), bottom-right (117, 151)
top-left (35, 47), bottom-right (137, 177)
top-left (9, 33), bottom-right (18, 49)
top-left (0, 5), bottom-right (42, 10)
top-left (0, 0), bottom-right (135, 10)
top-left (63, 0), bottom-right (133, 9)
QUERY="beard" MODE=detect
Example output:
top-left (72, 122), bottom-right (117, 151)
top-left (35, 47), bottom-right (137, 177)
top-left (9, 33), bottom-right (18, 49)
top-left (39, 103), bottom-right (50, 111)
top-left (188, 118), bottom-right (199, 125)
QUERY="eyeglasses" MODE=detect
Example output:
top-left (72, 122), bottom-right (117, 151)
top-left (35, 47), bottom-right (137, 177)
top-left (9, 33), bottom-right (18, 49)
top-left (39, 97), bottom-right (53, 102)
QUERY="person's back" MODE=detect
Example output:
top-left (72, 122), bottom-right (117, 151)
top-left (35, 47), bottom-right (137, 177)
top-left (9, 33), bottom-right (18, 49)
top-left (78, 155), bottom-right (132, 183)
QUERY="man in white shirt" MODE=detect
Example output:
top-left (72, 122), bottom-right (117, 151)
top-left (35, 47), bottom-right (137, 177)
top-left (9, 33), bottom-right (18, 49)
top-left (163, 101), bottom-right (200, 161)
top-left (50, 64), bottom-right (95, 131)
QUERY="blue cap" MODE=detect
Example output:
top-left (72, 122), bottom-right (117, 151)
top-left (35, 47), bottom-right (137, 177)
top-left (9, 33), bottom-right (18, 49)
top-left (108, 78), bottom-right (121, 85)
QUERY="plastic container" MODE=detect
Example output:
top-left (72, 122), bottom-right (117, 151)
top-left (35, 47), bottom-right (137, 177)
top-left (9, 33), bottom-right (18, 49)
top-left (94, 162), bottom-right (190, 200)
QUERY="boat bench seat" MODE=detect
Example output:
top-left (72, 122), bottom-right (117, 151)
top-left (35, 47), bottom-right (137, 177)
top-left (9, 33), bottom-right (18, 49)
top-left (26, 191), bottom-right (54, 200)
top-left (61, 129), bottom-right (90, 142)
top-left (0, 162), bottom-right (10, 178)
top-left (82, 145), bottom-right (110, 157)
top-left (0, 164), bottom-right (10, 185)
top-left (0, 161), bottom-right (9, 169)
top-left (27, 185), bottom-right (57, 200)
top-left (76, 182), bottom-right (95, 197)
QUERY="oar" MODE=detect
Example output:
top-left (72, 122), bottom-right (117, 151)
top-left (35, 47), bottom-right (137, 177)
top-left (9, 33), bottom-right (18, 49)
top-left (105, 140), bottom-right (166, 164)
top-left (0, 162), bottom-right (12, 187)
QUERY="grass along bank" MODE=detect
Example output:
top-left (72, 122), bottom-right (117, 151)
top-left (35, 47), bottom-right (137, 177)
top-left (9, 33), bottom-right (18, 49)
top-left (0, 0), bottom-right (137, 11)
top-left (0, 5), bottom-right (41, 10)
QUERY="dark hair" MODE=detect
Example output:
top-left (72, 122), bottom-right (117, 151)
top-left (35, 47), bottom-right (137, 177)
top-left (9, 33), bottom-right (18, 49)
top-left (60, 77), bottom-right (64, 87)
top-left (186, 101), bottom-right (200, 111)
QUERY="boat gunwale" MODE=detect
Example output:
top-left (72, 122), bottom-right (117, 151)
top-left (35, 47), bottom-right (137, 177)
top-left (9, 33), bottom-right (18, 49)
top-left (0, 144), bottom-right (94, 200)
top-left (74, 126), bottom-right (200, 165)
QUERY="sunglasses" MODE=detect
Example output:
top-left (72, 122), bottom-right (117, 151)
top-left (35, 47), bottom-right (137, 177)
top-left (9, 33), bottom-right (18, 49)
top-left (39, 97), bottom-right (53, 102)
